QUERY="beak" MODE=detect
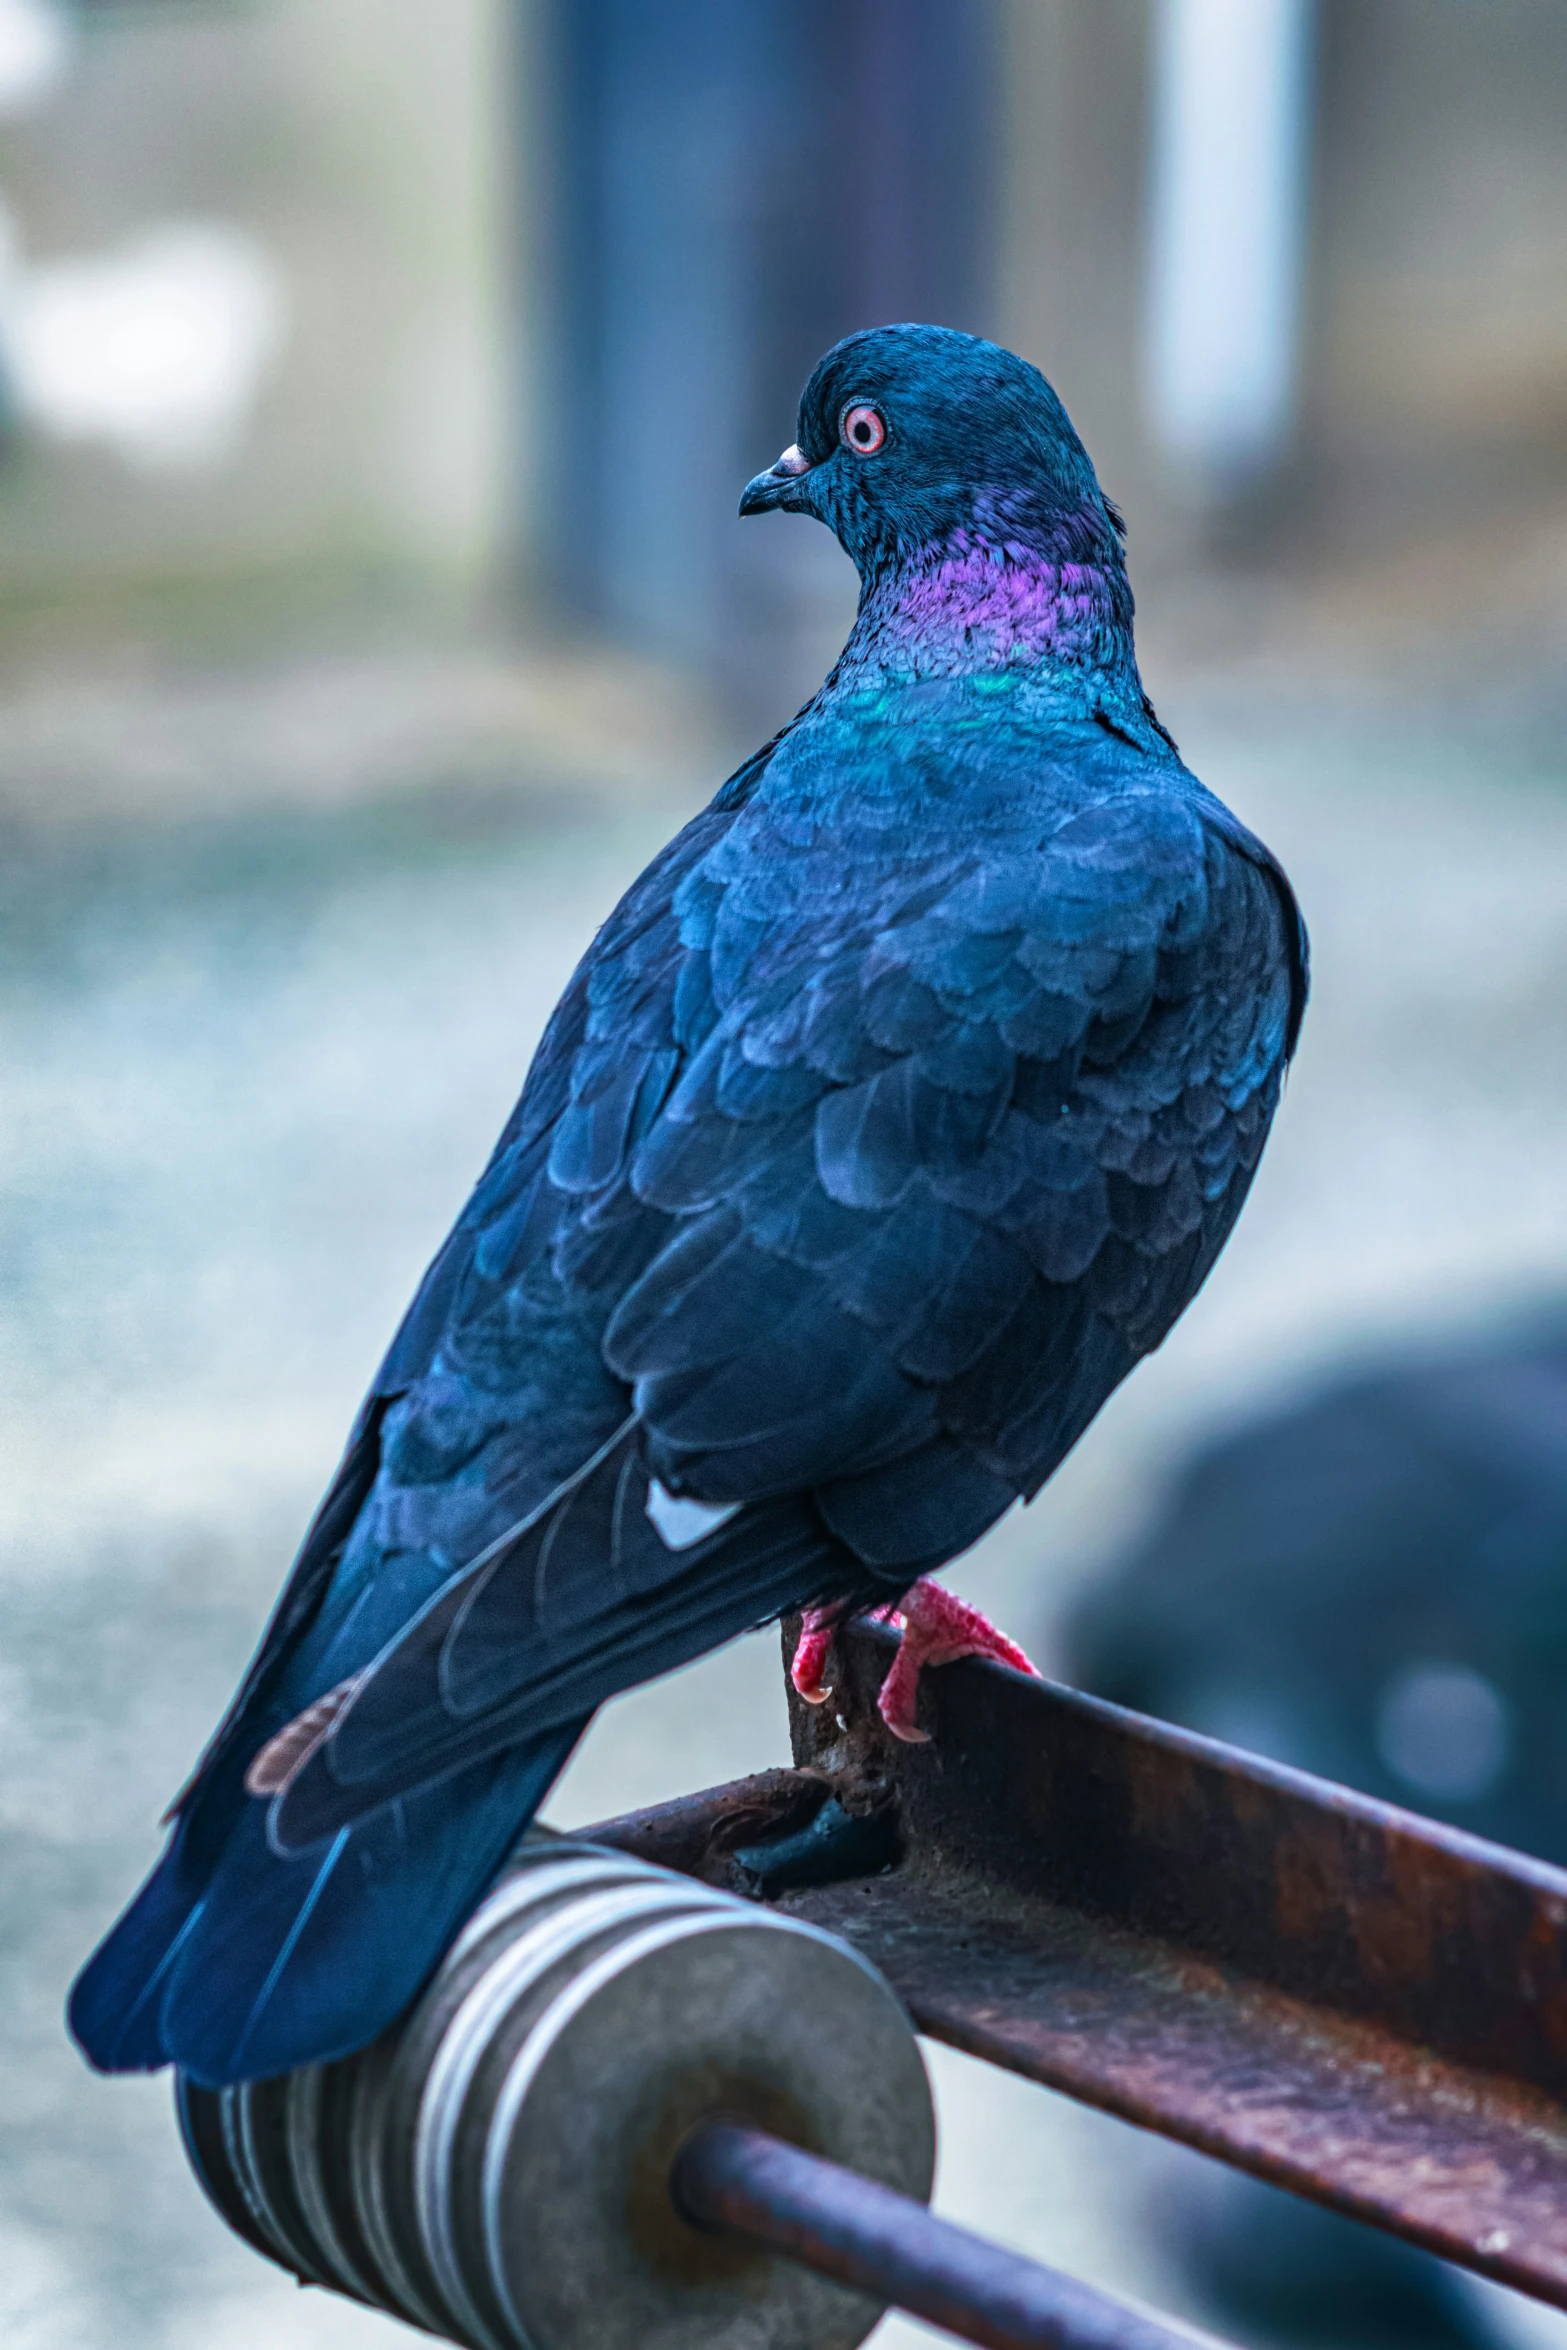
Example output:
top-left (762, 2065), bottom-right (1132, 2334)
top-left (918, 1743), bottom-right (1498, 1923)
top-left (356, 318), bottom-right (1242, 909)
top-left (739, 442), bottom-right (814, 517)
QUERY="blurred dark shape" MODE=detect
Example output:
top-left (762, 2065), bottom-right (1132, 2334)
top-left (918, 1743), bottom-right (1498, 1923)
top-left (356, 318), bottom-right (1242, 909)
top-left (1068, 1318), bottom-right (1567, 1853)
top-left (1064, 1316), bottom-right (1567, 2350)
top-left (1159, 2162), bottom-right (1502, 2350)
top-left (534, 0), bottom-right (997, 722)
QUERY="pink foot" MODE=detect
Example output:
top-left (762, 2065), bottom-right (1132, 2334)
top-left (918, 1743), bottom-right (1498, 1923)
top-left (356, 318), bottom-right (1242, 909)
top-left (873, 1579), bottom-right (1041, 1744)
top-left (790, 1606), bottom-right (838, 1705)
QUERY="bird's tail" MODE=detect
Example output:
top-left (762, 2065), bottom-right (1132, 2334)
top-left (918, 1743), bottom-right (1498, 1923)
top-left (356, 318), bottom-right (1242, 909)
top-left (68, 1719), bottom-right (586, 2087)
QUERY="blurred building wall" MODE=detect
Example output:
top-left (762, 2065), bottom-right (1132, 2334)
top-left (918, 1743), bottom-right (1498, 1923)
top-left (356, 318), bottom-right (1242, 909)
top-left (1305, 0), bottom-right (1567, 536)
top-left (994, 1), bottom-right (1151, 527)
top-left (0, 0), bottom-right (511, 638)
top-left (998, 0), bottom-right (1567, 565)
top-left (0, 0), bottom-right (1563, 679)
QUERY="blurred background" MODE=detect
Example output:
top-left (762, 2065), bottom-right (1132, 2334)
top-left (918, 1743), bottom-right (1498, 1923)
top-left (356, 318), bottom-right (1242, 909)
top-left (2, 1), bottom-right (1566, 2344)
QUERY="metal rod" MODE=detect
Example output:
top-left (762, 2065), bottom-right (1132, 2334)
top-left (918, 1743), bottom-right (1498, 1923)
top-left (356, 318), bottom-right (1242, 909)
top-left (672, 2122), bottom-right (1223, 2350)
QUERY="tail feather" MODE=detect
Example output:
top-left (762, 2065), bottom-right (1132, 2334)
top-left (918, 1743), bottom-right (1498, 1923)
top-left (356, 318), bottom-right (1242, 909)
top-left (68, 1720), bottom-right (586, 2087)
top-left (67, 1843), bottom-right (209, 2073)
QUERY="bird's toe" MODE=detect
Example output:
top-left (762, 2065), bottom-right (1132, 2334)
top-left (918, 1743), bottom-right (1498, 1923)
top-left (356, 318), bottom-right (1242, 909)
top-left (790, 1607), bottom-right (838, 1705)
top-left (875, 1644), bottom-right (935, 1744)
top-left (872, 1577), bottom-right (1040, 1741)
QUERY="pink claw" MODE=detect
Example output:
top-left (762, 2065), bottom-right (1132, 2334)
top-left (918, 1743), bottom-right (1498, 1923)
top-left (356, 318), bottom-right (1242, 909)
top-left (873, 1578), bottom-right (1041, 1744)
top-left (790, 1606), bottom-right (838, 1705)
top-left (789, 1583), bottom-right (1040, 1743)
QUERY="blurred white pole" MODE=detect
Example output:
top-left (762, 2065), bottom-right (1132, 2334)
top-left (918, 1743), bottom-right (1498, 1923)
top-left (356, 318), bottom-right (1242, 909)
top-left (1144, 0), bottom-right (1315, 493)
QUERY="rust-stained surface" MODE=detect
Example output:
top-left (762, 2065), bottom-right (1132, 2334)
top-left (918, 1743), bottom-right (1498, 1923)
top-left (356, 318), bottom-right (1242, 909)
top-left (585, 1766), bottom-right (828, 1882)
top-left (588, 1619), bottom-right (1567, 2311)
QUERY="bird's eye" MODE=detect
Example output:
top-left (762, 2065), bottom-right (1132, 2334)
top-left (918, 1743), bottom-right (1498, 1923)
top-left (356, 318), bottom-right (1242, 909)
top-left (839, 402), bottom-right (886, 456)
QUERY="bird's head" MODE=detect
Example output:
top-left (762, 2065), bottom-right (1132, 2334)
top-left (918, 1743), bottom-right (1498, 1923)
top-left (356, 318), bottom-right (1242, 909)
top-left (740, 323), bottom-right (1123, 588)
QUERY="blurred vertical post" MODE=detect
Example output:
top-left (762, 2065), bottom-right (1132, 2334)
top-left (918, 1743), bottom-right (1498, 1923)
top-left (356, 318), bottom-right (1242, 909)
top-left (1143, 0), bottom-right (1316, 505)
top-left (531, 0), bottom-right (997, 728)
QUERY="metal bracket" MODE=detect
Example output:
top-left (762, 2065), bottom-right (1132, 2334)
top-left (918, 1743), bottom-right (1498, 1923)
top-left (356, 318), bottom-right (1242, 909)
top-left (588, 1614), bottom-right (1567, 2311)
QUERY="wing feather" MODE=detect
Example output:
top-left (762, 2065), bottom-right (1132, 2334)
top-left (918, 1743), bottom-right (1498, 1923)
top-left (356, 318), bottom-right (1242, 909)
top-left (184, 733), bottom-right (1305, 1853)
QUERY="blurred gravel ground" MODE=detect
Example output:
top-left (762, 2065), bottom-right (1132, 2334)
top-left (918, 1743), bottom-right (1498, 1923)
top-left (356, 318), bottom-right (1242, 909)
top-left (3, 681), bottom-right (1566, 2347)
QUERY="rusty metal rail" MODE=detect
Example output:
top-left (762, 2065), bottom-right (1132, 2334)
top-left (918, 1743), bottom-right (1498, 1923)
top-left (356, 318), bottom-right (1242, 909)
top-left (589, 1615), bottom-right (1567, 2312)
top-left (675, 2121), bottom-right (1227, 2350)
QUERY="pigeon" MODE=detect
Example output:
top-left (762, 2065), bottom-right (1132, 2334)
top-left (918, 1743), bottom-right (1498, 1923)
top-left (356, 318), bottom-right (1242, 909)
top-left (69, 324), bottom-right (1307, 2087)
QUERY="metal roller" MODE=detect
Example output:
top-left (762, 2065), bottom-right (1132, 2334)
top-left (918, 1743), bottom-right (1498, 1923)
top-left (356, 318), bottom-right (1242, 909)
top-left (178, 1836), bottom-right (936, 2350)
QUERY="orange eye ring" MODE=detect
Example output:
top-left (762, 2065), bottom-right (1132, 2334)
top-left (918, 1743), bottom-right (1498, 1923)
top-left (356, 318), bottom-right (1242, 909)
top-left (839, 402), bottom-right (887, 456)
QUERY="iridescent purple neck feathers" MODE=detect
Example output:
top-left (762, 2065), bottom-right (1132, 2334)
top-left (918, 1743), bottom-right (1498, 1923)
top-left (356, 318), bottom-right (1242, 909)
top-left (839, 515), bottom-right (1137, 694)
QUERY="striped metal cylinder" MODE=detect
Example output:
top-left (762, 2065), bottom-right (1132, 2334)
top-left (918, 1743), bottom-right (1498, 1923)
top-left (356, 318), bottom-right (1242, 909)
top-left (177, 1837), bottom-right (935, 2350)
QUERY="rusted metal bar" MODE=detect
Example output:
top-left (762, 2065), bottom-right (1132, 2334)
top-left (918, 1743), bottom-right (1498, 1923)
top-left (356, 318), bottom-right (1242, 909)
top-left (674, 2121), bottom-right (1224, 2350)
top-left (588, 1617), bottom-right (1567, 2311)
